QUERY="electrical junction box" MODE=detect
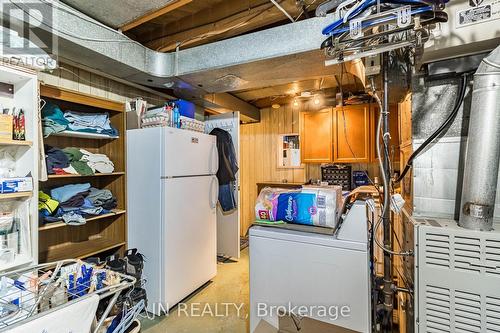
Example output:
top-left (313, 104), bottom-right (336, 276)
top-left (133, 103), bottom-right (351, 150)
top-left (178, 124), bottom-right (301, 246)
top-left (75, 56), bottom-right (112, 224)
top-left (365, 55), bottom-right (381, 77)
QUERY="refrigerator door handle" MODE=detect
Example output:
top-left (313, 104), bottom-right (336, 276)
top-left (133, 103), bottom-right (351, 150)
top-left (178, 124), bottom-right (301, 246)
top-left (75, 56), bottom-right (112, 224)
top-left (210, 176), bottom-right (219, 209)
top-left (211, 143), bottom-right (219, 175)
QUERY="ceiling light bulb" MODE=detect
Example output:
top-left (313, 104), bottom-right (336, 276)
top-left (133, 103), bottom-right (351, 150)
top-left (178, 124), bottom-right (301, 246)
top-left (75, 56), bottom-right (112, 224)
top-left (314, 96), bottom-right (321, 105)
top-left (293, 100), bottom-right (299, 107)
top-left (272, 104), bottom-right (281, 109)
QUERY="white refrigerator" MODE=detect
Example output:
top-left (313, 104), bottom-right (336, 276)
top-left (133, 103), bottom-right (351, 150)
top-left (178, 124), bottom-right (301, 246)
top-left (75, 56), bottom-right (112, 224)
top-left (127, 126), bottom-right (219, 314)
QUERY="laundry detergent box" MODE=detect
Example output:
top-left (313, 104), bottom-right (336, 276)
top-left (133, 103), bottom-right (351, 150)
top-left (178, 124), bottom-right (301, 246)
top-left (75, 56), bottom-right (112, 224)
top-left (1, 177), bottom-right (33, 193)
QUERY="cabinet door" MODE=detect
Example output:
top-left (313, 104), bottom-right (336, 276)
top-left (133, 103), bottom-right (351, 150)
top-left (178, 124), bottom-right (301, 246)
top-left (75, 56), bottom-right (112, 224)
top-left (300, 108), bottom-right (333, 163)
top-left (371, 104), bottom-right (400, 162)
top-left (333, 105), bottom-right (371, 163)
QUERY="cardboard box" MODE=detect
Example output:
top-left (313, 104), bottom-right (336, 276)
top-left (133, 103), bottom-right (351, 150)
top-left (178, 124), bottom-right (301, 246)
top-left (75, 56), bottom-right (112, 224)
top-left (1, 177), bottom-right (33, 193)
top-left (0, 114), bottom-right (13, 140)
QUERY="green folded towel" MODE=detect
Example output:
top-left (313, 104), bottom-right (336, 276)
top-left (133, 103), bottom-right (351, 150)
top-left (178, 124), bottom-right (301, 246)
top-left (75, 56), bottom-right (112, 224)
top-left (254, 220), bottom-right (286, 225)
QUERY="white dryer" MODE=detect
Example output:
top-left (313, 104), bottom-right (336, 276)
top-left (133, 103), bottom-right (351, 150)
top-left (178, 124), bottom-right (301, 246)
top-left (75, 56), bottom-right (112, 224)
top-left (249, 201), bottom-right (371, 333)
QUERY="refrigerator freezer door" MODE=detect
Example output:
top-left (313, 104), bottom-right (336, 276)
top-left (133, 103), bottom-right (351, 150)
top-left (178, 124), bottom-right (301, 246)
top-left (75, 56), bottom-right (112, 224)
top-left (162, 175), bottom-right (218, 308)
top-left (127, 128), bottom-right (163, 314)
top-left (162, 127), bottom-right (218, 177)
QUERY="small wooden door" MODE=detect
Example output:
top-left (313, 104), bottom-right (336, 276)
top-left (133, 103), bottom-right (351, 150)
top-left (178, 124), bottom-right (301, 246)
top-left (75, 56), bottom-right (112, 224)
top-left (300, 108), bottom-right (333, 163)
top-left (333, 105), bottom-right (371, 163)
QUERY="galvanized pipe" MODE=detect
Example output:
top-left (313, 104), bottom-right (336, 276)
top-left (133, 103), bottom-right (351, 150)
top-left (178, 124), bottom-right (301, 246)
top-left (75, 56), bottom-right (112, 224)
top-left (459, 46), bottom-right (500, 231)
top-left (381, 52), bottom-right (393, 332)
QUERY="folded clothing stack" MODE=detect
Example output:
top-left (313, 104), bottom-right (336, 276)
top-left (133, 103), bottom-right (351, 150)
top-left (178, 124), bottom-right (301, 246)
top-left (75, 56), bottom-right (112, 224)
top-left (39, 183), bottom-right (118, 226)
top-left (64, 111), bottom-right (118, 137)
top-left (42, 101), bottom-right (118, 138)
top-left (45, 145), bottom-right (115, 176)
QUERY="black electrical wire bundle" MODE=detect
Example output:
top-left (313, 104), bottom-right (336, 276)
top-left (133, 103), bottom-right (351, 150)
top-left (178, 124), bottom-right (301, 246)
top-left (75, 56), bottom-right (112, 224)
top-left (394, 73), bottom-right (468, 184)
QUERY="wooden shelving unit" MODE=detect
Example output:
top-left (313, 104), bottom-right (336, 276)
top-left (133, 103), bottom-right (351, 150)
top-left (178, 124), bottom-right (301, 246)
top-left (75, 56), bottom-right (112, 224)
top-left (47, 172), bottom-right (125, 179)
top-left (39, 209), bottom-right (126, 231)
top-left (38, 84), bottom-right (127, 263)
top-left (52, 130), bottom-right (119, 140)
top-left (40, 238), bottom-right (127, 263)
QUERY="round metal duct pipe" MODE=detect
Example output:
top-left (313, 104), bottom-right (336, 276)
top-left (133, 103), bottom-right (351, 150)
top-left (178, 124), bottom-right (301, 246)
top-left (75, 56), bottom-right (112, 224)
top-left (459, 45), bottom-right (500, 231)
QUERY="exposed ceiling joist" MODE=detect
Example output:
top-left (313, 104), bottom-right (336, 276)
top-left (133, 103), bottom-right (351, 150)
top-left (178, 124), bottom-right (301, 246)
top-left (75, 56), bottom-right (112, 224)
top-left (120, 0), bottom-right (192, 32)
top-left (270, 0), bottom-right (295, 23)
top-left (145, 1), bottom-right (286, 52)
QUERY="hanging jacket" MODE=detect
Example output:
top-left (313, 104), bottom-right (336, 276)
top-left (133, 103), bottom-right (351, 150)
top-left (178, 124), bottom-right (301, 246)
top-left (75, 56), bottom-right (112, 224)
top-left (210, 128), bottom-right (239, 185)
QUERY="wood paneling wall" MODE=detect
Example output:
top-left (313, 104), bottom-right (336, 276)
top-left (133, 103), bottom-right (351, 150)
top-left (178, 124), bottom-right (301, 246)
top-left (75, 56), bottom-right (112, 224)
top-left (38, 64), bottom-right (167, 105)
top-left (240, 104), bottom-right (307, 236)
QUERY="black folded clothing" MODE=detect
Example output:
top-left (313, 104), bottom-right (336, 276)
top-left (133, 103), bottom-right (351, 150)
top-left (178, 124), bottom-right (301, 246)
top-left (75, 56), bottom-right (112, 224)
top-left (60, 190), bottom-right (90, 208)
top-left (45, 145), bottom-right (70, 174)
top-left (101, 197), bottom-right (117, 210)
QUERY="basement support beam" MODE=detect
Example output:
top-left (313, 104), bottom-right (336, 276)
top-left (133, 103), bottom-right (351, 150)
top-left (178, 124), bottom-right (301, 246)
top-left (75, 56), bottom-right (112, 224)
top-left (120, 0), bottom-right (192, 32)
top-left (203, 93), bottom-right (260, 123)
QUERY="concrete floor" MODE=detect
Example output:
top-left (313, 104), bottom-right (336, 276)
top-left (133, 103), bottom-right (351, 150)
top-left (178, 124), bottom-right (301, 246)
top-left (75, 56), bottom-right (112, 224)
top-left (142, 248), bottom-right (250, 333)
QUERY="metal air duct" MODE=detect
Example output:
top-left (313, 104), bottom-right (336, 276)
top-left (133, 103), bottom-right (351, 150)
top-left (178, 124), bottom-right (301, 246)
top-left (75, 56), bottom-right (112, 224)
top-left (459, 45), bottom-right (500, 231)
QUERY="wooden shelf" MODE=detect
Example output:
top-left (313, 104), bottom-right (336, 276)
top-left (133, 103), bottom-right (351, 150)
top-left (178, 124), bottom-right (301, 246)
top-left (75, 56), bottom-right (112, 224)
top-left (39, 209), bottom-right (126, 231)
top-left (40, 238), bottom-right (126, 262)
top-left (0, 139), bottom-right (33, 147)
top-left (47, 172), bottom-right (125, 179)
top-left (40, 85), bottom-right (127, 263)
top-left (0, 192), bottom-right (32, 200)
top-left (40, 85), bottom-right (124, 112)
top-left (52, 130), bottom-right (119, 140)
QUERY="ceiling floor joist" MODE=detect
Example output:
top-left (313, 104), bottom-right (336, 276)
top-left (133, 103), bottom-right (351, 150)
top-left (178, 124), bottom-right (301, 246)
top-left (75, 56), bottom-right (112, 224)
top-left (120, 0), bottom-right (192, 32)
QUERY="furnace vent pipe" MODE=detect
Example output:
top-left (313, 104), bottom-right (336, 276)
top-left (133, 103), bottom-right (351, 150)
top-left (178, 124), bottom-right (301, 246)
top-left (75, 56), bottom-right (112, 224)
top-left (459, 45), bottom-right (500, 231)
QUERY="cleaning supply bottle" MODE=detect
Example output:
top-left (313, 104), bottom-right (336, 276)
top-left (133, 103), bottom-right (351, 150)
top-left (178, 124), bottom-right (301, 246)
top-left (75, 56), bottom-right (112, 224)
top-left (173, 105), bottom-right (180, 128)
top-left (18, 109), bottom-right (25, 140)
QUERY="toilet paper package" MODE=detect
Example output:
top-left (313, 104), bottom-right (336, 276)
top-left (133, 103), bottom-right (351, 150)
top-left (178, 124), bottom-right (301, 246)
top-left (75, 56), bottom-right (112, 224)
top-left (255, 185), bottom-right (342, 229)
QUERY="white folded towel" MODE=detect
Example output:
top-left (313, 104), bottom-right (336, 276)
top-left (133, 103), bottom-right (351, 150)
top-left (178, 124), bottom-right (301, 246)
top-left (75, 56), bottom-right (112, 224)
top-left (79, 149), bottom-right (115, 174)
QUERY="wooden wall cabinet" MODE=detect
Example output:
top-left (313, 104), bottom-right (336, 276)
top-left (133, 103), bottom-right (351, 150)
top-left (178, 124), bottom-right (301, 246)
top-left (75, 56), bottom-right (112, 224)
top-left (334, 105), bottom-right (371, 163)
top-left (299, 108), bottom-right (333, 163)
top-left (299, 104), bottom-right (372, 164)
